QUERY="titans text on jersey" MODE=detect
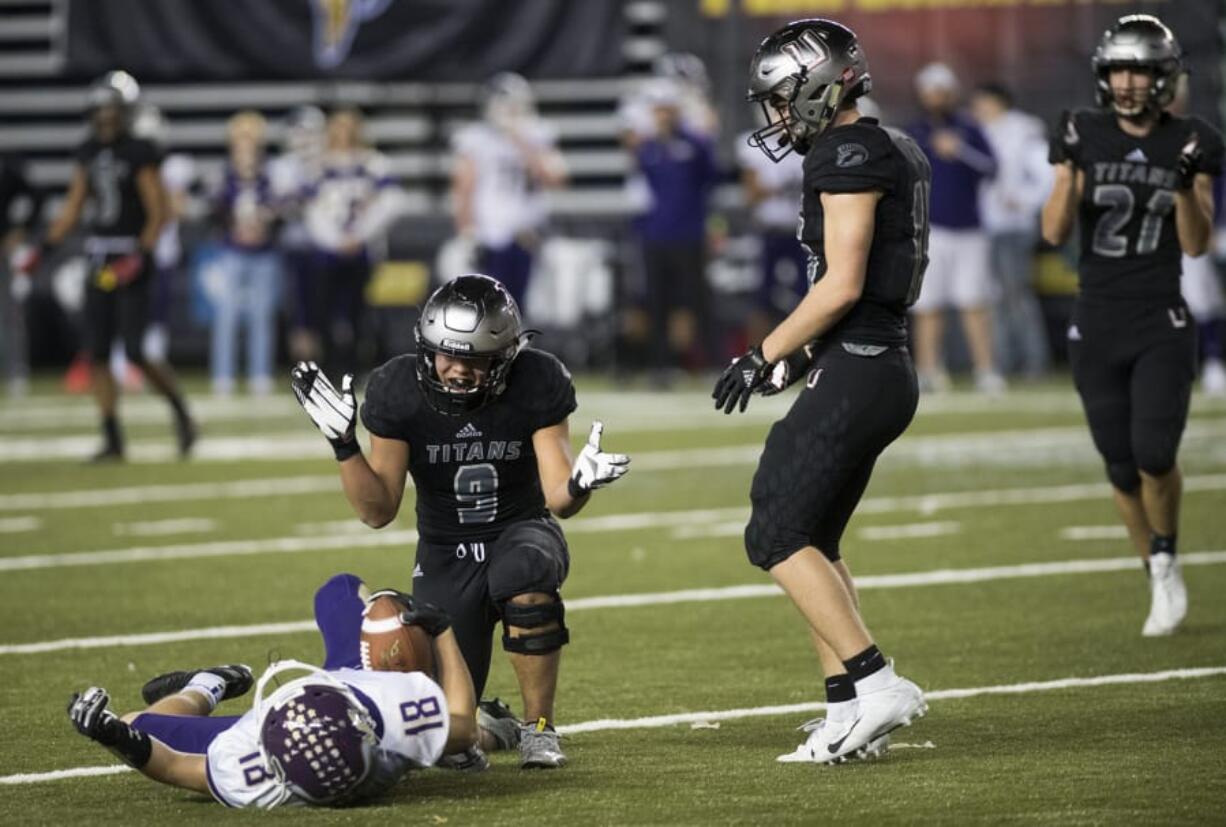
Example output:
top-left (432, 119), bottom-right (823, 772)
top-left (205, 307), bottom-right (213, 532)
top-left (361, 348), bottom-right (576, 544)
top-left (1065, 109), bottom-right (1224, 300)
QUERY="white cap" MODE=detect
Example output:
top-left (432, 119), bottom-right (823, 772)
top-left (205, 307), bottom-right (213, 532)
top-left (915, 62), bottom-right (960, 94)
top-left (641, 78), bottom-right (681, 108)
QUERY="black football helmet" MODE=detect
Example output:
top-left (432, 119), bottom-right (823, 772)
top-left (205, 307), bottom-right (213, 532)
top-left (1092, 14), bottom-right (1183, 116)
top-left (746, 19), bottom-right (871, 162)
top-left (415, 274), bottom-right (527, 416)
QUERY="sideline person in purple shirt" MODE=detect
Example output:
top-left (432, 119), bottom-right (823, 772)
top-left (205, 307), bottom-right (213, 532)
top-left (907, 63), bottom-right (1006, 394)
top-left (633, 79), bottom-right (720, 382)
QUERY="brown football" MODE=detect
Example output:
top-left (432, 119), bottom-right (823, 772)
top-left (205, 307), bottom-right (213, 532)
top-left (359, 595), bottom-right (436, 676)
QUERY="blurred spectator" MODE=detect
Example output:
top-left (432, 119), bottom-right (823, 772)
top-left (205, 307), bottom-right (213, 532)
top-left (735, 124), bottom-right (807, 344)
top-left (907, 63), bottom-right (1004, 393)
top-left (303, 107), bottom-right (405, 376)
top-left (209, 110), bottom-right (281, 396)
top-left (1, 153), bottom-right (43, 396)
top-left (970, 82), bottom-right (1052, 379)
top-left (132, 104), bottom-right (198, 366)
top-left (269, 105), bottom-right (327, 363)
top-left (632, 79), bottom-right (719, 382)
top-left (450, 73), bottom-right (567, 311)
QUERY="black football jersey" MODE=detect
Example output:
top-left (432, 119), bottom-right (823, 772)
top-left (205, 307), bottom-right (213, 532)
top-left (1065, 109), bottom-right (1224, 301)
top-left (361, 348), bottom-right (577, 545)
top-left (75, 135), bottom-right (160, 239)
top-left (799, 117), bottom-right (932, 346)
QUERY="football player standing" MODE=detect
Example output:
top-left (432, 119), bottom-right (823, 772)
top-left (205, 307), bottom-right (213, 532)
top-left (1041, 15), bottom-right (1221, 636)
top-left (712, 19), bottom-right (931, 763)
top-left (292, 274), bottom-right (629, 769)
top-left (33, 71), bottom-right (195, 460)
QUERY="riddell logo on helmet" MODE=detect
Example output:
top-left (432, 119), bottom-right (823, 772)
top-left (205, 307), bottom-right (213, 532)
top-left (441, 339), bottom-right (473, 352)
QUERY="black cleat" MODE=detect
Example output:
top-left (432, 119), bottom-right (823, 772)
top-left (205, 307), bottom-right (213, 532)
top-left (175, 415), bottom-right (197, 459)
top-left (87, 446), bottom-right (124, 464)
top-left (141, 664), bottom-right (254, 706)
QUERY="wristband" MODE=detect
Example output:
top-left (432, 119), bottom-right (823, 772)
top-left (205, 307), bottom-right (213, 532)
top-left (100, 720), bottom-right (153, 769)
top-left (334, 440), bottom-right (361, 462)
top-left (567, 476), bottom-right (590, 500)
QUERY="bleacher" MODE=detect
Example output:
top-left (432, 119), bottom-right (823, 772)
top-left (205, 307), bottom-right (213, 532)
top-left (0, 0), bottom-right (700, 225)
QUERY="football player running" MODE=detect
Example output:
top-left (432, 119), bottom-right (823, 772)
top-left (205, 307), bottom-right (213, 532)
top-left (1041, 15), bottom-right (1221, 636)
top-left (712, 19), bottom-right (931, 764)
top-left (292, 273), bottom-right (629, 769)
top-left (66, 574), bottom-right (478, 808)
top-left (29, 71), bottom-right (196, 461)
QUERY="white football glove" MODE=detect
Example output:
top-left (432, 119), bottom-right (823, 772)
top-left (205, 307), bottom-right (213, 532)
top-left (569, 421), bottom-right (630, 495)
top-left (291, 361), bottom-right (359, 460)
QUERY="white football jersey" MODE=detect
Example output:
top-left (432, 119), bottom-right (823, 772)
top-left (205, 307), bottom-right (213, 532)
top-left (735, 130), bottom-right (805, 232)
top-left (303, 149), bottom-right (399, 253)
top-left (452, 120), bottom-right (557, 247)
top-left (205, 668), bottom-right (449, 809)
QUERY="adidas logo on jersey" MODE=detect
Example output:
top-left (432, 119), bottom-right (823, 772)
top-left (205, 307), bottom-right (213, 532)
top-left (413, 563), bottom-right (424, 578)
top-left (456, 422), bottom-right (482, 439)
top-left (1067, 324), bottom-right (1082, 341)
top-left (1124, 148), bottom-right (1148, 163)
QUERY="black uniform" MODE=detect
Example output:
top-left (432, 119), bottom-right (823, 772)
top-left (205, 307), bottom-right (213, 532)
top-left (745, 118), bottom-right (929, 570)
top-left (1060, 109), bottom-right (1224, 492)
top-left (361, 348), bottom-right (576, 694)
top-left (76, 134), bottom-right (161, 364)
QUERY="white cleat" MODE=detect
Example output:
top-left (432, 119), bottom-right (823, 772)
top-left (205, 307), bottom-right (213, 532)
top-left (776, 716), bottom-right (892, 765)
top-left (1142, 553), bottom-right (1187, 637)
top-left (825, 675), bottom-right (927, 763)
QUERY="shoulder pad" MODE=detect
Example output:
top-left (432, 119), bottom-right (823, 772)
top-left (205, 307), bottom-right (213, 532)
top-left (805, 122), bottom-right (896, 193)
top-left (503, 348), bottom-right (577, 428)
top-left (359, 354), bottom-right (421, 440)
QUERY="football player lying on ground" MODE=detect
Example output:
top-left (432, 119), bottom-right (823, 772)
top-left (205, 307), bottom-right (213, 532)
top-left (291, 274), bottom-right (630, 770)
top-left (66, 574), bottom-right (477, 808)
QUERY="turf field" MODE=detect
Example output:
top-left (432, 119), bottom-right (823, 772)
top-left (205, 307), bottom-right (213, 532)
top-left (1, 375), bottom-right (1225, 824)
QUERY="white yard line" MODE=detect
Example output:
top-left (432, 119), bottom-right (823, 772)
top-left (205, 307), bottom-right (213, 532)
top-left (4, 665), bottom-right (1223, 786)
top-left (0, 516), bottom-right (40, 534)
top-left (1060, 526), bottom-right (1130, 541)
top-left (5, 417), bottom-right (1226, 467)
top-left (7, 473), bottom-right (1226, 572)
top-left (558, 666), bottom-right (1226, 734)
top-left (858, 521), bottom-right (961, 541)
top-left (4, 549), bottom-right (1224, 655)
top-left (113, 518), bottom-right (218, 537)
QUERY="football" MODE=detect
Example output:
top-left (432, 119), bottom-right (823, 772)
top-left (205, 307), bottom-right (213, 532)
top-left (359, 595), bottom-right (436, 676)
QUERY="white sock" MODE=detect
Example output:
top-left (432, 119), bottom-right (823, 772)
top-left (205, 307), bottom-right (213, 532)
top-left (854, 662), bottom-right (898, 696)
top-left (182, 672), bottom-right (226, 711)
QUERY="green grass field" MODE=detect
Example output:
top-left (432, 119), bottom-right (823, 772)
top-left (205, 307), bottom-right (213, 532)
top-left (1, 375), bottom-right (1225, 824)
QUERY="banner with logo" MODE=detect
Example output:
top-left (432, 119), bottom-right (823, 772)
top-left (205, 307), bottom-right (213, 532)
top-left (66, 0), bottom-right (626, 81)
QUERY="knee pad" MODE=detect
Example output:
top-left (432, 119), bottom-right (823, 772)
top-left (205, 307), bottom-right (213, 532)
top-left (744, 513), bottom-right (809, 572)
top-left (488, 522), bottom-right (568, 598)
top-left (500, 596), bottom-right (569, 655)
top-left (1133, 433), bottom-right (1179, 479)
top-left (1106, 460), bottom-right (1141, 494)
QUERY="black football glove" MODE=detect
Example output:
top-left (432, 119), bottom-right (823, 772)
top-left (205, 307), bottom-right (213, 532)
top-left (1048, 110), bottom-right (1080, 165)
top-left (67, 687), bottom-right (153, 768)
top-left (291, 361), bottom-right (359, 461)
top-left (1176, 132), bottom-right (1203, 190)
top-left (759, 343), bottom-right (816, 397)
top-left (400, 599), bottom-right (452, 638)
top-left (368, 588), bottom-right (451, 637)
top-left (712, 347), bottom-right (771, 414)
